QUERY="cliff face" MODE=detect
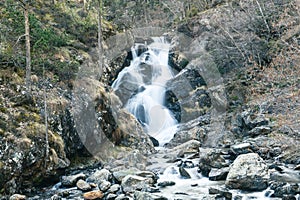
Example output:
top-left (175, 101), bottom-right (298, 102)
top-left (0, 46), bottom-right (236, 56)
top-left (0, 0), bottom-right (299, 197)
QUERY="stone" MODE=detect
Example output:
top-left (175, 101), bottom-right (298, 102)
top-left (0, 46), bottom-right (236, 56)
top-left (121, 175), bottom-right (153, 193)
top-left (99, 180), bottom-right (111, 192)
top-left (76, 179), bottom-right (91, 191)
top-left (115, 194), bottom-right (129, 200)
top-left (87, 169), bottom-right (112, 185)
top-left (157, 181), bottom-right (176, 187)
top-left (199, 148), bottom-right (229, 177)
top-left (9, 194), bottom-right (26, 200)
top-left (83, 190), bottom-right (104, 200)
top-left (209, 187), bottom-right (232, 200)
top-left (248, 126), bottom-right (272, 137)
top-left (179, 167), bottom-right (191, 179)
top-left (230, 143), bottom-right (252, 155)
top-left (106, 193), bottom-right (118, 200)
top-left (61, 173), bottom-right (86, 187)
top-left (50, 194), bottom-right (62, 200)
top-left (270, 182), bottom-right (300, 198)
top-left (108, 184), bottom-right (120, 193)
top-left (209, 167), bottom-right (229, 181)
top-left (225, 153), bottom-right (269, 191)
top-left (270, 166), bottom-right (300, 183)
top-left (134, 191), bottom-right (168, 200)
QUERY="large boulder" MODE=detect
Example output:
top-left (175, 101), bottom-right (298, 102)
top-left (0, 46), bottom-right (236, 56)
top-left (225, 153), bottom-right (269, 191)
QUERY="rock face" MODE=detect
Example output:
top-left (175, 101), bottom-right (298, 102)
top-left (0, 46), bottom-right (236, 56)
top-left (225, 153), bottom-right (269, 191)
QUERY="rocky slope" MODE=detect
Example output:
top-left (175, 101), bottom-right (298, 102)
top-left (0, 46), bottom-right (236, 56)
top-left (0, 0), bottom-right (300, 199)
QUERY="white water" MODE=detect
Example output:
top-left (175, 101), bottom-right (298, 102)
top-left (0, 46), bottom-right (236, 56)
top-left (112, 37), bottom-right (178, 145)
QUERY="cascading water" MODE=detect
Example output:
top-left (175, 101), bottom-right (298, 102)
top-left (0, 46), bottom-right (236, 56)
top-left (112, 37), bottom-right (178, 145)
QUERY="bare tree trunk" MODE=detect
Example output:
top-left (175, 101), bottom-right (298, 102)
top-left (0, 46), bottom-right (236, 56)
top-left (97, 0), bottom-right (103, 79)
top-left (44, 83), bottom-right (49, 163)
top-left (24, 2), bottom-right (31, 94)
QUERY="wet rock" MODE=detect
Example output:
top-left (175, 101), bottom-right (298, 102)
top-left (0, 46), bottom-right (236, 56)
top-left (179, 166), bottom-right (191, 179)
top-left (61, 173), bottom-right (86, 187)
top-left (173, 140), bottom-right (201, 156)
top-left (225, 153), bottom-right (269, 191)
top-left (87, 169), bottom-right (112, 185)
top-left (121, 175), bottom-right (153, 193)
top-left (83, 190), bottom-right (104, 200)
top-left (270, 182), bottom-right (300, 198)
top-left (9, 194), bottom-right (26, 200)
top-left (134, 191), bottom-right (168, 200)
top-left (115, 194), bottom-right (129, 200)
top-left (199, 148), bottom-right (229, 177)
top-left (76, 179), bottom-right (92, 191)
top-left (168, 51), bottom-right (189, 73)
top-left (99, 180), bottom-right (111, 192)
top-left (230, 143), bottom-right (253, 155)
top-left (270, 166), bottom-right (300, 183)
top-left (113, 169), bottom-right (140, 182)
top-left (157, 181), bottom-right (176, 187)
top-left (50, 194), bottom-right (62, 200)
top-left (209, 187), bottom-right (232, 200)
top-left (150, 136), bottom-right (159, 147)
top-left (108, 184), bottom-right (120, 193)
top-left (106, 193), bottom-right (117, 200)
top-left (209, 167), bottom-right (229, 181)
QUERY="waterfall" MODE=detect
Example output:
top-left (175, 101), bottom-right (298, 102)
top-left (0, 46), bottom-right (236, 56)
top-left (112, 37), bottom-right (178, 145)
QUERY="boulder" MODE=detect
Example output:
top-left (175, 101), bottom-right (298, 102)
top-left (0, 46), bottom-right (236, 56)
top-left (225, 153), bottom-right (269, 191)
top-left (99, 180), bottom-right (111, 192)
top-left (76, 179), bottom-right (91, 191)
top-left (134, 191), bottom-right (168, 200)
top-left (83, 190), bottom-right (104, 200)
top-left (61, 173), bottom-right (86, 187)
top-left (87, 169), bottom-right (112, 185)
top-left (209, 187), bottom-right (232, 200)
top-left (121, 175), bottom-right (153, 193)
top-left (9, 194), bottom-right (26, 200)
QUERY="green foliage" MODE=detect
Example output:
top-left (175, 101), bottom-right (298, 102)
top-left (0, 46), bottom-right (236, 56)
top-left (29, 14), bottom-right (69, 53)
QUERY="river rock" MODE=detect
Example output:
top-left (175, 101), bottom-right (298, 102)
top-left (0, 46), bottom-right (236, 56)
top-left (9, 194), bottom-right (26, 200)
top-left (270, 182), bottom-right (300, 198)
top-left (83, 190), bottom-right (104, 200)
top-left (108, 184), bottom-right (120, 193)
top-left (209, 187), bottom-right (232, 200)
top-left (134, 191), bottom-right (168, 200)
top-left (106, 193), bottom-right (118, 200)
top-left (99, 180), bottom-right (111, 192)
top-left (87, 169), bottom-right (112, 185)
top-left (225, 153), bottom-right (269, 191)
top-left (179, 166), bottom-right (191, 179)
top-left (230, 143), bottom-right (253, 156)
top-left (199, 148), bottom-right (229, 177)
top-left (270, 165), bottom-right (300, 183)
top-left (209, 167), bottom-right (229, 181)
top-left (76, 179), bottom-right (92, 191)
top-left (115, 194), bottom-right (129, 200)
top-left (61, 173), bottom-right (86, 187)
top-left (157, 181), bottom-right (176, 187)
top-left (121, 175), bottom-right (153, 193)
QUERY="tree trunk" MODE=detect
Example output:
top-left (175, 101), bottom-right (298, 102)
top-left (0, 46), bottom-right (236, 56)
top-left (24, 2), bottom-right (31, 94)
top-left (97, 0), bottom-right (103, 79)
